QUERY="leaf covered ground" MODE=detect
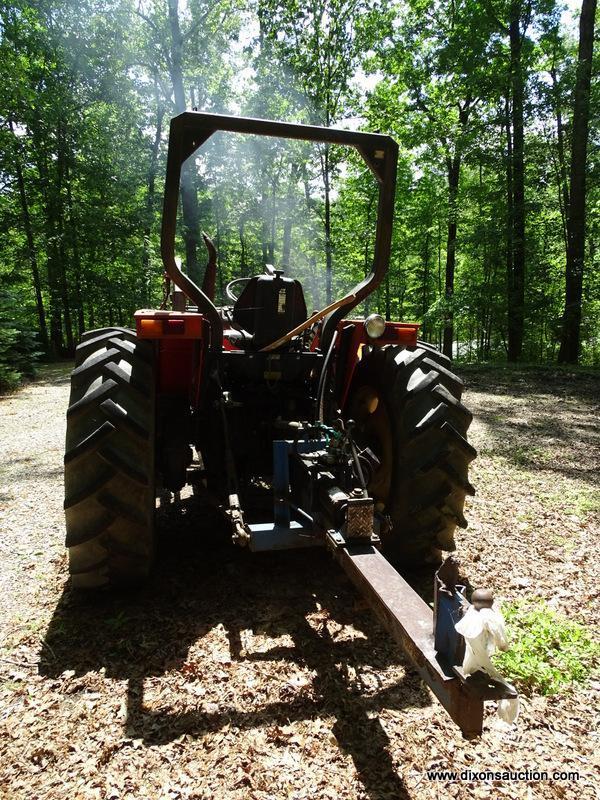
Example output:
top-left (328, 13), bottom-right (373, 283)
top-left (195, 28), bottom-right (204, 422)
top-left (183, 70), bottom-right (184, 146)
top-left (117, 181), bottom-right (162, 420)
top-left (0, 364), bottom-right (598, 800)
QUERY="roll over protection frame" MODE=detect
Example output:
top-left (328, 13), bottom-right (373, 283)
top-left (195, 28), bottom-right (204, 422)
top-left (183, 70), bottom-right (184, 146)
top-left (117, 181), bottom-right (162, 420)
top-left (161, 111), bottom-right (398, 352)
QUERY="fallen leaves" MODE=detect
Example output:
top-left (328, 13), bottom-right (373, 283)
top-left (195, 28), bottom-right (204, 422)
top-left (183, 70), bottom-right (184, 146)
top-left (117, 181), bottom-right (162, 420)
top-left (1, 366), bottom-right (599, 799)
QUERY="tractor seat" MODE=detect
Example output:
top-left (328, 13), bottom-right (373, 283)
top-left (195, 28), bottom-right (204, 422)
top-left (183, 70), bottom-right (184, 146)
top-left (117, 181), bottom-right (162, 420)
top-left (232, 272), bottom-right (307, 350)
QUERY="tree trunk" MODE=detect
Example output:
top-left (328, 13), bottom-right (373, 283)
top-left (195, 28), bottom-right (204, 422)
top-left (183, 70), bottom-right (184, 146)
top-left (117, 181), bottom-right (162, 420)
top-left (422, 230), bottom-right (431, 340)
top-left (142, 85), bottom-right (164, 304)
top-left (385, 271), bottom-right (390, 320)
top-left (550, 65), bottom-right (570, 250)
top-left (282, 217), bottom-right (292, 269)
top-left (56, 120), bottom-right (74, 355)
top-left (269, 180), bottom-right (276, 264)
top-left (478, 161), bottom-right (488, 360)
top-left (261, 184), bottom-right (270, 266)
top-left (9, 120), bottom-right (49, 352)
top-left (504, 91), bottom-right (514, 349)
top-left (33, 130), bottom-right (63, 357)
top-left (323, 143), bottom-right (333, 304)
top-left (167, 0), bottom-right (201, 286)
top-left (507, 3), bottom-right (526, 361)
top-left (443, 154), bottom-right (460, 358)
top-left (559, 0), bottom-right (597, 363)
top-left (282, 163), bottom-right (299, 268)
top-left (239, 214), bottom-right (248, 277)
top-left (65, 160), bottom-right (85, 337)
top-left (213, 186), bottom-right (224, 297)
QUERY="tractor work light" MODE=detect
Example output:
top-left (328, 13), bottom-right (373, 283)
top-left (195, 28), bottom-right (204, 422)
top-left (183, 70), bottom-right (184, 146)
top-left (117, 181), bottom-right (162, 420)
top-left (364, 313), bottom-right (386, 339)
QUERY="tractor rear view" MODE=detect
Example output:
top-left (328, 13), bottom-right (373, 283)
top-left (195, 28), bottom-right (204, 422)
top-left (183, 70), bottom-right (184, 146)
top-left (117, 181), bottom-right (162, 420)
top-left (63, 113), bottom-right (514, 737)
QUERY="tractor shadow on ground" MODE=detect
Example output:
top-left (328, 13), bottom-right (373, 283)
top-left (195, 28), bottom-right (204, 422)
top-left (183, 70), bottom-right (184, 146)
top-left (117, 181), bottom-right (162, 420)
top-left (35, 362), bottom-right (72, 386)
top-left (31, 361), bottom-right (73, 388)
top-left (0, 362), bottom-right (71, 403)
top-left (39, 497), bottom-right (437, 800)
top-left (462, 367), bottom-right (600, 486)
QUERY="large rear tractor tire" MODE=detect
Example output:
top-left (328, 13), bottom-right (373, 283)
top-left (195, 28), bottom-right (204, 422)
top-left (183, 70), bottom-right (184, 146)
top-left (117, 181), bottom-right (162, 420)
top-left (347, 343), bottom-right (476, 567)
top-left (64, 328), bottom-right (156, 588)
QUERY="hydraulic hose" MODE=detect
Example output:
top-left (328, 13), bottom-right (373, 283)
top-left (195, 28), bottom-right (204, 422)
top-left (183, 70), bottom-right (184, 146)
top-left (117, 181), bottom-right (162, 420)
top-left (316, 329), bottom-right (338, 422)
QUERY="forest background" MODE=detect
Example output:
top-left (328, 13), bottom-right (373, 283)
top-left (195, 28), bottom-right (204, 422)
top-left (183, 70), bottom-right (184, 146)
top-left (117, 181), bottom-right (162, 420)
top-left (0, 0), bottom-right (598, 390)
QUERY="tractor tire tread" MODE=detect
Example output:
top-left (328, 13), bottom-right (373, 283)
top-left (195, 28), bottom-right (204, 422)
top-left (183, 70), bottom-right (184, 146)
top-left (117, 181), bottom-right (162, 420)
top-left (98, 446), bottom-right (149, 486)
top-left (63, 421), bottom-right (116, 464)
top-left (71, 347), bottom-right (121, 379)
top-left (75, 330), bottom-right (134, 365)
top-left (64, 469), bottom-right (115, 509)
top-left (108, 336), bottom-right (153, 363)
top-left (64, 510), bottom-right (115, 547)
top-left (64, 330), bottom-right (155, 588)
top-left (347, 342), bottom-right (476, 566)
top-left (67, 379), bottom-right (118, 418)
top-left (99, 398), bottom-right (149, 440)
top-left (79, 326), bottom-right (136, 343)
top-left (416, 340), bottom-right (453, 368)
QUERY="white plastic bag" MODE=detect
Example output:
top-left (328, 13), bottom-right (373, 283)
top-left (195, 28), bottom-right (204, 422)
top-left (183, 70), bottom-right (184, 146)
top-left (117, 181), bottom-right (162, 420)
top-left (455, 605), bottom-right (519, 724)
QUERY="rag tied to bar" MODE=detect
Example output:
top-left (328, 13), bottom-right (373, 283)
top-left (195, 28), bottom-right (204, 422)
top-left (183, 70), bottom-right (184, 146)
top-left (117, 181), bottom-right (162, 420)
top-left (455, 595), bottom-right (520, 724)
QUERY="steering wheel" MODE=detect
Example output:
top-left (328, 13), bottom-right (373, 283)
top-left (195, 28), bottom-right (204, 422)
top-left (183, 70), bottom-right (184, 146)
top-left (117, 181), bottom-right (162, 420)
top-left (225, 277), bottom-right (251, 303)
top-left (225, 264), bottom-right (278, 303)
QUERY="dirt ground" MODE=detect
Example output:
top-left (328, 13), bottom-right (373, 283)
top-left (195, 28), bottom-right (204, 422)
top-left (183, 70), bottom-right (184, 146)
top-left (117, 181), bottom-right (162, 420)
top-left (0, 363), bottom-right (598, 800)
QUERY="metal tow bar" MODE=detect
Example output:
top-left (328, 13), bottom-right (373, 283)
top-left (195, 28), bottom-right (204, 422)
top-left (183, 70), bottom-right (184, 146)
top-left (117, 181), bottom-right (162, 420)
top-left (333, 544), bottom-right (518, 738)
top-left (246, 437), bottom-right (517, 738)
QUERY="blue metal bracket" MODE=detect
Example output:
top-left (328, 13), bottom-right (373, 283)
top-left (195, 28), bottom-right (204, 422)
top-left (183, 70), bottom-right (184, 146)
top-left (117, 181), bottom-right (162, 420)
top-left (433, 556), bottom-right (467, 668)
top-left (273, 439), bottom-right (292, 527)
top-left (434, 581), bottom-right (467, 667)
top-left (248, 437), bottom-right (327, 551)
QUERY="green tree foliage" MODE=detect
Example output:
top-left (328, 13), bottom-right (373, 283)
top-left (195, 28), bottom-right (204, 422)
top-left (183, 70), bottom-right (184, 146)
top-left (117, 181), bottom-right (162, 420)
top-left (0, 289), bottom-right (39, 391)
top-left (369, 0), bottom-right (498, 356)
top-left (0, 0), bottom-right (156, 361)
top-left (0, 0), bottom-right (598, 388)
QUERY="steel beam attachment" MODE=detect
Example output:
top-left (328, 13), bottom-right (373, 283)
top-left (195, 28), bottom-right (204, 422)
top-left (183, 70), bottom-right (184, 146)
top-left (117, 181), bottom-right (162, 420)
top-left (334, 543), bottom-right (485, 738)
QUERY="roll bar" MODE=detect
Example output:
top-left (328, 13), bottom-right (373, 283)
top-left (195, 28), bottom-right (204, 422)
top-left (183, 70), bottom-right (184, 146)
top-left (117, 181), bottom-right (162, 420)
top-left (161, 112), bottom-right (398, 351)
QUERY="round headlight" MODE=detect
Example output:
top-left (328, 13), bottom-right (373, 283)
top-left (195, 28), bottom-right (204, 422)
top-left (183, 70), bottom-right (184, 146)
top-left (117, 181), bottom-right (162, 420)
top-left (364, 313), bottom-right (386, 339)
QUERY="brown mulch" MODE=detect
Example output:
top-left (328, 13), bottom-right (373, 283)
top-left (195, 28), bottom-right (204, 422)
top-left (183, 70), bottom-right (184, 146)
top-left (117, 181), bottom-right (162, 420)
top-left (0, 363), bottom-right (598, 800)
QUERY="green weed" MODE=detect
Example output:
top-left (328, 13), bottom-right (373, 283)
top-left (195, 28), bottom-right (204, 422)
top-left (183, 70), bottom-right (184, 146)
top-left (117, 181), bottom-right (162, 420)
top-left (573, 490), bottom-right (600, 516)
top-left (509, 445), bottom-right (547, 466)
top-left (104, 610), bottom-right (130, 630)
top-left (542, 486), bottom-right (600, 519)
top-left (493, 601), bottom-right (600, 695)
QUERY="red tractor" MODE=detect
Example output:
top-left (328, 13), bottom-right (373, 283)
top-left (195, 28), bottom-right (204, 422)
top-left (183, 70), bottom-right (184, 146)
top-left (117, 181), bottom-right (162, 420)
top-left (63, 114), bottom-right (506, 737)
